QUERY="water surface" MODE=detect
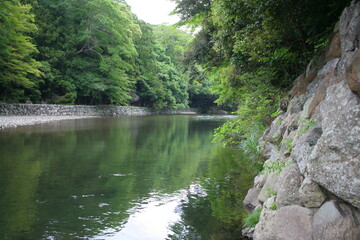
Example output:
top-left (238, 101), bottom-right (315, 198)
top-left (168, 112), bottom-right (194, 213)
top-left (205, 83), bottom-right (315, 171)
top-left (0, 115), bottom-right (255, 239)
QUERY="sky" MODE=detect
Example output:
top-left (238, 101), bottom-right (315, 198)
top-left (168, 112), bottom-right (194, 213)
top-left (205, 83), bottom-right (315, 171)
top-left (125, 0), bottom-right (180, 25)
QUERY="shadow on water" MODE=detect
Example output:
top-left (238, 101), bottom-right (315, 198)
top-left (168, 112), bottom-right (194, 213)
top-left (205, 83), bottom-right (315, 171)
top-left (0, 115), bottom-right (256, 240)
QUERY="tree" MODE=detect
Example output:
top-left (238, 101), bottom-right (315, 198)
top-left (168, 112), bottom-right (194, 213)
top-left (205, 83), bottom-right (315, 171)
top-left (173, 0), bottom-right (352, 144)
top-left (25, 0), bottom-right (141, 105)
top-left (0, 0), bottom-right (41, 102)
top-left (134, 22), bottom-right (190, 109)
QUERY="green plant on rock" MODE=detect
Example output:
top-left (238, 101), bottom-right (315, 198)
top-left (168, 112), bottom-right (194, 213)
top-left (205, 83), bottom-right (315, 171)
top-left (269, 201), bottom-right (277, 210)
top-left (271, 109), bottom-right (283, 119)
top-left (276, 118), bottom-right (283, 126)
top-left (243, 207), bottom-right (262, 228)
top-left (282, 137), bottom-right (294, 151)
top-left (298, 118), bottom-right (317, 134)
top-left (261, 160), bottom-right (292, 175)
top-left (265, 187), bottom-right (277, 198)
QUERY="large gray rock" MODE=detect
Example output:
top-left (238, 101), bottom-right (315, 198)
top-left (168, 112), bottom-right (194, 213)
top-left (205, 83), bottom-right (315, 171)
top-left (254, 205), bottom-right (314, 240)
top-left (346, 49), bottom-right (360, 97)
top-left (243, 187), bottom-right (261, 209)
top-left (281, 112), bottom-right (301, 141)
top-left (262, 114), bottom-right (287, 144)
top-left (304, 58), bottom-right (340, 101)
top-left (258, 172), bottom-right (279, 203)
top-left (290, 118), bottom-right (323, 175)
top-left (287, 95), bottom-right (307, 114)
top-left (339, 1), bottom-right (360, 53)
top-left (313, 200), bottom-right (360, 240)
top-left (253, 207), bottom-right (277, 240)
top-left (325, 32), bottom-right (342, 61)
top-left (275, 205), bottom-right (314, 240)
top-left (290, 140), bottom-right (312, 175)
top-left (308, 81), bottom-right (360, 208)
top-left (299, 177), bottom-right (326, 208)
top-left (276, 164), bottom-right (303, 208)
top-left (261, 141), bottom-right (275, 160)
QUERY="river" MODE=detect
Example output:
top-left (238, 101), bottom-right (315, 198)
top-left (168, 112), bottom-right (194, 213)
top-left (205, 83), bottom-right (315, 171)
top-left (0, 115), bottom-right (255, 240)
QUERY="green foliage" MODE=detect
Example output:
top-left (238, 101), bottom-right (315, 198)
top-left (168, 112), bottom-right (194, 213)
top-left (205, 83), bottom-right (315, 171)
top-left (261, 160), bottom-right (292, 175)
top-left (276, 119), bottom-right (283, 126)
top-left (173, 0), bottom-right (351, 149)
top-left (134, 22), bottom-right (190, 109)
top-left (212, 69), bottom-right (282, 146)
top-left (153, 25), bottom-right (192, 70)
top-left (1, 0), bottom-right (352, 112)
top-left (171, 0), bottom-right (212, 27)
top-left (1, 0), bottom-right (191, 108)
top-left (0, 0), bottom-right (42, 102)
top-left (243, 207), bottom-right (262, 228)
top-left (58, 0), bottom-right (140, 105)
top-left (265, 187), bottom-right (277, 198)
top-left (271, 109), bottom-right (284, 119)
top-left (269, 201), bottom-right (277, 210)
top-left (282, 138), bottom-right (294, 152)
top-left (209, 0), bottom-right (352, 86)
top-left (298, 118), bottom-right (317, 134)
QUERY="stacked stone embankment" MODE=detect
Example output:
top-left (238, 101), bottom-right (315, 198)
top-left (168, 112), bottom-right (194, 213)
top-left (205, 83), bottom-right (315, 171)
top-left (0, 103), bottom-right (199, 129)
top-left (0, 103), bottom-right (155, 116)
top-left (243, 1), bottom-right (360, 239)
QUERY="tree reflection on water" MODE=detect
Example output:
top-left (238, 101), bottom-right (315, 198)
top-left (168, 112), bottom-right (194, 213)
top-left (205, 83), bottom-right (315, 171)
top-left (168, 147), bottom-right (257, 240)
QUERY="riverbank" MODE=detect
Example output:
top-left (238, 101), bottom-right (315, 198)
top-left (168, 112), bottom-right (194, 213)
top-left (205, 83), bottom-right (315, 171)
top-left (0, 103), bottom-right (200, 129)
top-left (0, 115), bottom-right (101, 129)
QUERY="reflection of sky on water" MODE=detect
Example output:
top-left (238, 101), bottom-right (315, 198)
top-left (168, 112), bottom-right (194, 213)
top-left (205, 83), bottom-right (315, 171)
top-left (93, 185), bottom-right (204, 240)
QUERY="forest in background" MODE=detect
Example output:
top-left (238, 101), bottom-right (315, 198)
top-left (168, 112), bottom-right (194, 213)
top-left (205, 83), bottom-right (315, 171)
top-left (0, 0), bottom-right (218, 110)
top-left (0, 0), bottom-right (353, 143)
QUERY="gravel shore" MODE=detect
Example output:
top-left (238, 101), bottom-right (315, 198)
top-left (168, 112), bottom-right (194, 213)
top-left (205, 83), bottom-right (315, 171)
top-left (0, 116), bottom-right (98, 129)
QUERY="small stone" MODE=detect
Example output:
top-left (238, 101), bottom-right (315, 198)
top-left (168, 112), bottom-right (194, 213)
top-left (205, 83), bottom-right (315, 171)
top-left (258, 172), bottom-right (279, 204)
top-left (254, 174), bottom-right (267, 188)
top-left (263, 195), bottom-right (276, 210)
top-left (276, 164), bottom-right (303, 208)
top-left (299, 178), bottom-right (326, 208)
top-left (242, 227), bottom-right (255, 239)
top-left (243, 187), bottom-right (261, 209)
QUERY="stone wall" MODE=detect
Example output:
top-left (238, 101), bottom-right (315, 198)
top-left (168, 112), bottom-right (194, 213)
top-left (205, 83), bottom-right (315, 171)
top-left (243, 2), bottom-right (360, 239)
top-left (0, 103), bottom-right (197, 116)
top-left (0, 103), bottom-right (154, 116)
top-left (0, 103), bottom-right (199, 116)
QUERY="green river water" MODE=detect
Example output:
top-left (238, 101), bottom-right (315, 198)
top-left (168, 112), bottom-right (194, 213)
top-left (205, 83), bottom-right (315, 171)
top-left (0, 115), bottom-right (255, 240)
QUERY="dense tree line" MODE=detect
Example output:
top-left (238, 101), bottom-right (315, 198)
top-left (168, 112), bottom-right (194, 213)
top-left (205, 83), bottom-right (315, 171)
top-left (0, 0), bottom-right (352, 116)
top-left (172, 0), bottom-right (352, 144)
top-left (0, 0), bottom-right (195, 109)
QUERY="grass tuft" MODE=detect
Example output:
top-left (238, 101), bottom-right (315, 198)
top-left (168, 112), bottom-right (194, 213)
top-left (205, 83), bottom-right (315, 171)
top-left (243, 207), bottom-right (262, 228)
